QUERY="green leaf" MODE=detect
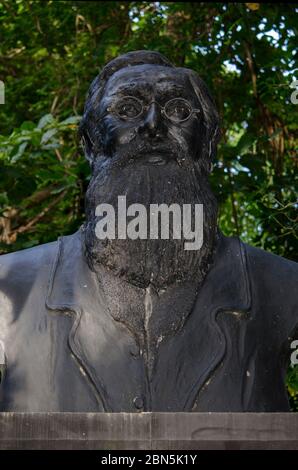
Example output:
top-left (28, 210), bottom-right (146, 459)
top-left (11, 141), bottom-right (28, 163)
top-left (236, 133), bottom-right (257, 155)
top-left (37, 114), bottom-right (54, 129)
top-left (41, 128), bottom-right (58, 144)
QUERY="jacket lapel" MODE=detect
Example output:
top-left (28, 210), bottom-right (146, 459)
top-left (46, 229), bottom-right (146, 411)
top-left (151, 234), bottom-right (251, 410)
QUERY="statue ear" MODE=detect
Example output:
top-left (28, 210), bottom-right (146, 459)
top-left (184, 69), bottom-right (221, 166)
top-left (80, 129), bottom-right (95, 166)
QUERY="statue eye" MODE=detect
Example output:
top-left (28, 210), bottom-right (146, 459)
top-left (114, 97), bottom-right (142, 119)
top-left (165, 98), bottom-right (192, 122)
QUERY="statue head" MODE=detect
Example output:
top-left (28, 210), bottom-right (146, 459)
top-left (79, 50), bottom-right (220, 174)
top-left (79, 51), bottom-right (221, 289)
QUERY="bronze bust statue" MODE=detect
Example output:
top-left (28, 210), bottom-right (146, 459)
top-left (0, 51), bottom-right (297, 412)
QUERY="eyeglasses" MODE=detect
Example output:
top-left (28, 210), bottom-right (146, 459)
top-left (106, 96), bottom-right (201, 124)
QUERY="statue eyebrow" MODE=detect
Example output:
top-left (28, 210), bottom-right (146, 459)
top-left (111, 83), bottom-right (147, 95)
top-left (112, 82), bottom-right (185, 96)
top-left (156, 83), bottom-right (185, 96)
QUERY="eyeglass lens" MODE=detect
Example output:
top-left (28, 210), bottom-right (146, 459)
top-left (112, 97), bottom-right (193, 122)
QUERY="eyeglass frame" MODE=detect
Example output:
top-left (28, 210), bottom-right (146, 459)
top-left (106, 96), bottom-right (201, 124)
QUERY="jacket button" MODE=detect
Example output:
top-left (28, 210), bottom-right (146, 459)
top-left (133, 396), bottom-right (144, 410)
top-left (130, 344), bottom-right (140, 357)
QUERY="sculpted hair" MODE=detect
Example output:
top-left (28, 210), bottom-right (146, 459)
top-left (79, 50), bottom-right (221, 172)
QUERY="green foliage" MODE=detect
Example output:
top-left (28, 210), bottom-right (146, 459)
top-left (0, 113), bottom-right (86, 251)
top-left (0, 1), bottom-right (297, 407)
top-left (288, 365), bottom-right (298, 411)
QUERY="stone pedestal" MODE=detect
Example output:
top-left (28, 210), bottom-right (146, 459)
top-left (0, 412), bottom-right (297, 450)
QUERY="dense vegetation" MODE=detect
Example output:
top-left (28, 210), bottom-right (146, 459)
top-left (0, 1), bottom-right (297, 407)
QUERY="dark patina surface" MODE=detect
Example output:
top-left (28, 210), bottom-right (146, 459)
top-left (0, 51), bottom-right (297, 412)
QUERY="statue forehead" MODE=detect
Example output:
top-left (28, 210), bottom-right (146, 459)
top-left (103, 64), bottom-right (190, 96)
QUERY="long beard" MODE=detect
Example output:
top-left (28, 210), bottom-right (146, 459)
top-left (83, 150), bottom-right (218, 290)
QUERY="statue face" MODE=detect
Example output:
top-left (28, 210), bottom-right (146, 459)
top-left (97, 64), bottom-right (203, 163)
top-left (84, 63), bottom-right (218, 290)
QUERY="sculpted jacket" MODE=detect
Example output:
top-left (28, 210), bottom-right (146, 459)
top-left (0, 229), bottom-right (297, 412)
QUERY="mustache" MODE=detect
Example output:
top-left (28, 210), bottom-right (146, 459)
top-left (101, 133), bottom-right (188, 170)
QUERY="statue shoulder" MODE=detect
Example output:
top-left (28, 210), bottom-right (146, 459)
top-left (0, 231), bottom-right (81, 310)
top-left (243, 242), bottom-right (298, 290)
top-left (0, 239), bottom-right (60, 321)
top-left (0, 239), bottom-right (59, 281)
top-left (243, 241), bottom-right (298, 336)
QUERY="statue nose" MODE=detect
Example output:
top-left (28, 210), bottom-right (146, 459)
top-left (139, 102), bottom-right (162, 137)
top-left (145, 103), bottom-right (159, 128)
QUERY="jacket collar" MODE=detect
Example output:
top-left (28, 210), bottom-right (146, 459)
top-left (46, 228), bottom-right (96, 313)
top-left (46, 228), bottom-right (251, 410)
top-left (46, 228), bottom-right (251, 315)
